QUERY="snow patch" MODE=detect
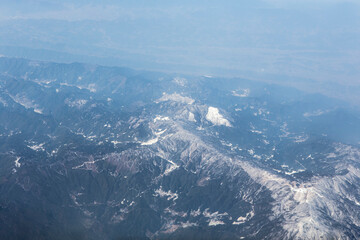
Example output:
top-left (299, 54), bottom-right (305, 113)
top-left (250, 129), bottom-right (262, 134)
top-left (190, 208), bottom-right (201, 217)
top-left (294, 135), bottom-right (309, 143)
top-left (188, 112), bottom-right (196, 122)
top-left (141, 138), bottom-right (158, 146)
top-left (154, 187), bottom-right (178, 201)
top-left (86, 83), bottom-right (97, 93)
top-left (28, 143), bottom-right (45, 151)
top-left (61, 82), bottom-right (96, 92)
top-left (232, 88), bottom-right (250, 97)
top-left (284, 169), bottom-right (306, 175)
top-left (65, 99), bottom-right (88, 108)
top-left (160, 220), bottom-right (197, 234)
top-left (303, 109), bottom-right (329, 118)
top-left (179, 221), bottom-right (197, 228)
top-left (165, 207), bottom-right (187, 218)
top-left (158, 93), bottom-right (194, 105)
top-left (232, 208), bottom-right (255, 225)
top-left (155, 129), bottom-right (167, 136)
top-left (14, 157), bottom-right (21, 168)
top-left (72, 159), bottom-right (98, 171)
top-left (280, 122), bottom-right (290, 138)
top-left (164, 159), bottom-right (179, 175)
top-left (203, 75), bottom-right (213, 78)
top-left (34, 109), bottom-right (43, 114)
top-left (9, 94), bottom-right (43, 114)
top-left (203, 208), bottom-right (228, 226)
top-left (327, 153), bottom-right (337, 158)
top-left (173, 77), bottom-right (187, 87)
top-left (154, 116), bottom-right (170, 123)
top-left (0, 97), bottom-right (7, 106)
top-left (209, 220), bottom-right (225, 226)
top-left (206, 107), bottom-right (231, 127)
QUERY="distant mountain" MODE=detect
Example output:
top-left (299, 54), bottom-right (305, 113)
top-left (1, 57), bottom-right (360, 239)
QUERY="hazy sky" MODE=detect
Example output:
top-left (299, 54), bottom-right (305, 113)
top-left (1, 0), bottom-right (359, 20)
top-left (0, 0), bottom-right (359, 103)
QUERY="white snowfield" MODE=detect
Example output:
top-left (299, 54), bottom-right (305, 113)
top-left (206, 107), bottom-right (232, 127)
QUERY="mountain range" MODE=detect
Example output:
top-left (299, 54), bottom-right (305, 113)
top-left (1, 57), bottom-right (360, 239)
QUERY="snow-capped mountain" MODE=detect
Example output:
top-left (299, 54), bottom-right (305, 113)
top-left (1, 57), bottom-right (360, 239)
